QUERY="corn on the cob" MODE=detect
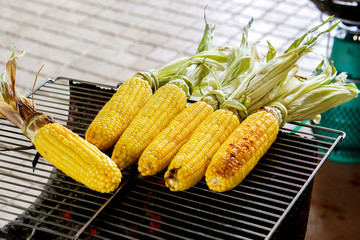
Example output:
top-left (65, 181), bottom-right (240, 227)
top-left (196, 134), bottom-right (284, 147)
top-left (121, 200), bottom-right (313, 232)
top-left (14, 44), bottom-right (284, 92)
top-left (85, 75), bottom-right (152, 152)
top-left (35, 122), bottom-right (122, 193)
top-left (112, 83), bottom-right (187, 170)
top-left (138, 101), bottom-right (213, 176)
top-left (205, 48), bottom-right (360, 193)
top-left (200, 18), bottom-right (349, 193)
top-left (0, 51), bottom-right (122, 193)
top-left (164, 109), bottom-right (240, 191)
top-left (205, 109), bottom-right (278, 192)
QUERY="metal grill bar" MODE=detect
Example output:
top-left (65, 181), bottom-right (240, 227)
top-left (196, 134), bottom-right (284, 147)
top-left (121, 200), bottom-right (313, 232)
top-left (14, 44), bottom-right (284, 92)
top-left (0, 77), bottom-right (346, 239)
top-left (0, 159), bottom-right (84, 191)
top-left (0, 185), bottom-right (99, 216)
top-left (131, 187), bottom-right (280, 223)
top-left (242, 179), bottom-right (298, 197)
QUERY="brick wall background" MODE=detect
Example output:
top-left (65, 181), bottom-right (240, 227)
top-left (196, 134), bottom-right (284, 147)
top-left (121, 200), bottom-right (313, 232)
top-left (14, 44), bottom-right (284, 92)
top-left (0, 0), bottom-right (328, 94)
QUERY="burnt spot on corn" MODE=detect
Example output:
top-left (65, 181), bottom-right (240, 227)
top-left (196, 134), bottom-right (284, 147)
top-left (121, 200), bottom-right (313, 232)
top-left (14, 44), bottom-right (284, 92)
top-left (165, 167), bottom-right (181, 190)
top-left (167, 168), bottom-right (179, 178)
top-left (219, 139), bottom-right (250, 178)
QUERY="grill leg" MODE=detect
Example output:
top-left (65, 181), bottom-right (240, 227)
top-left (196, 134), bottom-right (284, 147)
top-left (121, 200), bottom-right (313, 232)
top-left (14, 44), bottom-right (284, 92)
top-left (271, 180), bottom-right (313, 240)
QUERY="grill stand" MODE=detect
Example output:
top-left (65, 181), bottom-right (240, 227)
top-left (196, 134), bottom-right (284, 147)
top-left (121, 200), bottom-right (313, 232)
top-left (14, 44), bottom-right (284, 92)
top-left (271, 180), bottom-right (313, 239)
top-left (0, 77), bottom-right (345, 239)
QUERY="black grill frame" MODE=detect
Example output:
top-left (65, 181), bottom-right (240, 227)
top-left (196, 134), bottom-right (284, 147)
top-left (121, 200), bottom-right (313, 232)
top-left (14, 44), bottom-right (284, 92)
top-left (0, 77), bottom-right (345, 239)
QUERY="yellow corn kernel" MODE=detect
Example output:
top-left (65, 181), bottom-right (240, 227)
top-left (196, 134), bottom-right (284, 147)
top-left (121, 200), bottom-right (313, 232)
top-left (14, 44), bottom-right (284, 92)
top-left (138, 101), bottom-right (214, 176)
top-left (164, 109), bottom-right (240, 191)
top-left (205, 109), bottom-right (279, 192)
top-left (85, 76), bottom-right (152, 152)
top-left (34, 123), bottom-right (122, 193)
top-left (112, 83), bottom-right (187, 170)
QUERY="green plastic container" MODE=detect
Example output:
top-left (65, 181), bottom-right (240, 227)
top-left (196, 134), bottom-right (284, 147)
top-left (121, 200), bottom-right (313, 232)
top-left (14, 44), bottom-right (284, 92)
top-left (317, 83), bottom-right (360, 163)
top-left (330, 23), bottom-right (360, 80)
top-left (318, 23), bottom-right (360, 163)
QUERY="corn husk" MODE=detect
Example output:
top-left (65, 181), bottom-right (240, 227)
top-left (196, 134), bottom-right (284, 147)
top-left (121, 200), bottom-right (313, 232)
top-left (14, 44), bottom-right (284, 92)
top-left (221, 16), bottom-right (340, 120)
top-left (267, 55), bottom-right (359, 125)
top-left (146, 18), bottom-right (228, 98)
top-left (198, 19), bottom-right (255, 109)
top-left (0, 50), bottom-right (54, 142)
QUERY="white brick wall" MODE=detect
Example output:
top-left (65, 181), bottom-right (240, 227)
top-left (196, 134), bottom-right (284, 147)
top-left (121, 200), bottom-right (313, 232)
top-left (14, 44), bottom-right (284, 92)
top-left (0, 0), bottom-right (328, 95)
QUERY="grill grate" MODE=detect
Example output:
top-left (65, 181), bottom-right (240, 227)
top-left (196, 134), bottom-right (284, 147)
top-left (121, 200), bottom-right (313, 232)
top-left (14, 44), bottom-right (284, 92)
top-left (0, 77), bottom-right (345, 239)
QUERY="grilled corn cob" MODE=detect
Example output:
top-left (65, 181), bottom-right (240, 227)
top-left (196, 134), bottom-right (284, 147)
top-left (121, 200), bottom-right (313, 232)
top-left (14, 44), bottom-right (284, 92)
top-left (0, 51), bottom-right (122, 193)
top-left (35, 122), bottom-right (122, 193)
top-left (205, 108), bottom-right (278, 192)
top-left (163, 17), bottom-right (345, 192)
top-left (138, 101), bottom-right (213, 176)
top-left (206, 54), bottom-right (359, 192)
top-left (85, 75), bottom-right (152, 151)
top-left (164, 109), bottom-right (239, 191)
top-left (112, 83), bottom-right (187, 170)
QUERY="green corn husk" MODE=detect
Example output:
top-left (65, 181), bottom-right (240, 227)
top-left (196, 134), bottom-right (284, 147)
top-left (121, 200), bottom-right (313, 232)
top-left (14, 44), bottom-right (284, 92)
top-left (194, 19), bottom-right (255, 110)
top-left (221, 16), bottom-right (340, 120)
top-left (267, 55), bottom-right (359, 125)
top-left (138, 17), bottom-right (227, 93)
top-left (196, 13), bottom-right (216, 54)
top-left (150, 18), bottom-right (231, 98)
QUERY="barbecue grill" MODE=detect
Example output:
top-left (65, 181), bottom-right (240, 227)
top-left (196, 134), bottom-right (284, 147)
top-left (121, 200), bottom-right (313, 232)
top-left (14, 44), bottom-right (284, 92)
top-left (0, 77), bottom-right (345, 239)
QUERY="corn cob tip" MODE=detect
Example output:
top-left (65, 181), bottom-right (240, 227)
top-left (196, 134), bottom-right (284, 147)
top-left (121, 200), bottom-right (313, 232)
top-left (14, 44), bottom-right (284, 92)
top-left (137, 161), bottom-right (153, 176)
top-left (205, 151), bottom-right (247, 192)
top-left (85, 76), bottom-right (153, 152)
top-left (205, 170), bottom-right (240, 192)
top-left (111, 151), bottom-right (133, 171)
top-left (205, 174), bottom-right (222, 192)
top-left (164, 168), bottom-right (182, 191)
top-left (138, 144), bottom-right (172, 176)
top-left (138, 150), bottom-right (157, 176)
top-left (138, 158), bottom-right (162, 176)
top-left (90, 171), bottom-right (122, 193)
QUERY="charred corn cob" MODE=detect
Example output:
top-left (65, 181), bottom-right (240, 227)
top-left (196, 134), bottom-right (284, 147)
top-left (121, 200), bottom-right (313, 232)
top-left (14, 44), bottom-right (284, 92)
top-left (112, 83), bottom-right (187, 170)
top-left (205, 108), bottom-right (278, 192)
top-left (138, 101), bottom-right (213, 176)
top-left (85, 75), bottom-right (152, 151)
top-left (163, 17), bottom-right (346, 192)
top-left (164, 109), bottom-right (240, 191)
top-left (201, 18), bottom-right (350, 192)
top-left (206, 52), bottom-right (359, 192)
top-left (1, 51), bottom-right (122, 193)
top-left (35, 122), bottom-right (122, 193)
